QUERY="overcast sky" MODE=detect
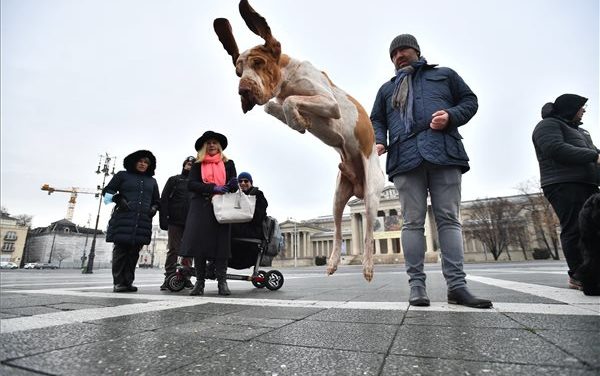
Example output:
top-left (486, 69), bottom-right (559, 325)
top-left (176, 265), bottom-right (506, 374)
top-left (1, 0), bottom-right (598, 230)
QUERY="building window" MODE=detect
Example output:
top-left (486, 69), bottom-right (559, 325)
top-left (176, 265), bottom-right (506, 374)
top-left (4, 231), bottom-right (17, 241)
top-left (1, 242), bottom-right (15, 252)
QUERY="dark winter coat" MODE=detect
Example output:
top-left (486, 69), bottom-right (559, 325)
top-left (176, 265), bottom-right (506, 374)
top-left (370, 63), bottom-right (478, 180)
top-left (104, 150), bottom-right (160, 245)
top-left (179, 159), bottom-right (237, 259)
top-left (532, 96), bottom-right (599, 188)
top-left (231, 186), bottom-right (269, 239)
top-left (159, 168), bottom-right (192, 230)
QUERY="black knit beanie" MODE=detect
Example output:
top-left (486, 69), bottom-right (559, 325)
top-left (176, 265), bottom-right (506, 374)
top-left (389, 34), bottom-right (420, 59)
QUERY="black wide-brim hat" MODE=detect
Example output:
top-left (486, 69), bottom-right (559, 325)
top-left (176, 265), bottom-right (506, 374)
top-left (195, 130), bottom-right (228, 151)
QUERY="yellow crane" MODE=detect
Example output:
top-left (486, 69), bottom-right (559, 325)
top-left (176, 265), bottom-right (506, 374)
top-left (41, 184), bottom-right (99, 222)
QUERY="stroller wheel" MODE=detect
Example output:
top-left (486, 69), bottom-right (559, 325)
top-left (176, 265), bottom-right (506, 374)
top-left (252, 270), bottom-right (267, 288)
top-left (167, 274), bottom-right (186, 292)
top-left (265, 270), bottom-right (284, 291)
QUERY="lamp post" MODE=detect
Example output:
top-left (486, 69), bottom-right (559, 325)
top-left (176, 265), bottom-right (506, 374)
top-left (84, 153), bottom-right (116, 274)
top-left (81, 215), bottom-right (91, 269)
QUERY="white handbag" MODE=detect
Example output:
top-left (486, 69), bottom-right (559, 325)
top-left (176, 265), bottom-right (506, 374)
top-left (212, 190), bottom-right (256, 224)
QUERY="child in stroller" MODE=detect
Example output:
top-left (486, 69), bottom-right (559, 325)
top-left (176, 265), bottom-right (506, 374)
top-left (166, 215), bottom-right (284, 292)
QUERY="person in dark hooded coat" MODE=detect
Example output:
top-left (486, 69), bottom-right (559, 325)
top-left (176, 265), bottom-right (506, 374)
top-left (103, 150), bottom-right (160, 292)
top-left (179, 131), bottom-right (238, 296)
top-left (230, 171), bottom-right (269, 269)
top-left (532, 93), bottom-right (600, 290)
top-left (159, 156), bottom-right (196, 290)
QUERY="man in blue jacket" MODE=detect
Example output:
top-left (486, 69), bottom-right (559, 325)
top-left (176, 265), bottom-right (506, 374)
top-left (371, 34), bottom-right (491, 308)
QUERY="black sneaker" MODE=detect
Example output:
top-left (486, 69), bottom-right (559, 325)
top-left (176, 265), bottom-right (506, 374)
top-left (160, 281), bottom-right (169, 291)
top-left (184, 279), bottom-right (194, 289)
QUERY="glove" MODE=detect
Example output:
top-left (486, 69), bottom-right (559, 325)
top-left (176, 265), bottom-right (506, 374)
top-left (112, 193), bottom-right (130, 211)
top-left (103, 193), bottom-right (114, 205)
top-left (227, 177), bottom-right (238, 191)
top-left (149, 205), bottom-right (158, 218)
top-left (213, 185), bottom-right (229, 194)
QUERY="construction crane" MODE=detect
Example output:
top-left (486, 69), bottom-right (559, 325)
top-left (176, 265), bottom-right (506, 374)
top-left (41, 184), bottom-right (99, 221)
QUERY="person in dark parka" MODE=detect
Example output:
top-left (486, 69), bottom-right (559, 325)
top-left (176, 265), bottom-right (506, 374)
top-left (230, 171), bottom-right (269, 269)
top-left (159, 156), bottom-right (196, 291)
top-left (532, 93), bottom-right (600, 290)
top-left (103, 150), bottom-right (160, 293)
top-left (179, 131), bottom-right (238, 296)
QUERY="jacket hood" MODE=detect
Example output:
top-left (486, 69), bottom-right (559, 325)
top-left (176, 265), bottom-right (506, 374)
top-left (123, 150), bottom-right (156, 176)
top-left (541, 94), bottom-right (587, 123)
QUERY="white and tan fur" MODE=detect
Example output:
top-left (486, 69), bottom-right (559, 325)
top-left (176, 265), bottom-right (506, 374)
top-left (214, 0), bottom-right (385, 281)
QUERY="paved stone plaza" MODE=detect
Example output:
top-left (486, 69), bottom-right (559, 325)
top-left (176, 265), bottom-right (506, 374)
top-left (0, 261), bottom-right (598, 375)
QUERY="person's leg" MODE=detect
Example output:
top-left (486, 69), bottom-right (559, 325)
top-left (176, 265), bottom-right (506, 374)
top-left (427, 165), bottom-right (466, 291)
top-left (164, 226), bottom-right (183, 277)
top-left (125, 244), bottom-right (142, 290)
top-left (393, 165), bottom-right (428, 288)
top-left (214, 257), bottom-right (231, 295)
top-left (544, 183), bottom-right (594, 281)
top-left (112, 243), bottom-right (129, 289)
top-left (429, 165), bottom-right (491, 308)
top-left (190, 256), bottom-right (206, 296)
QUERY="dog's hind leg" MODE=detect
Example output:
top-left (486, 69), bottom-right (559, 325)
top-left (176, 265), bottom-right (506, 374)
top-left (361, 150), bottom-right (385, 282)
top-left (327, 172), bottom-right (353, 276)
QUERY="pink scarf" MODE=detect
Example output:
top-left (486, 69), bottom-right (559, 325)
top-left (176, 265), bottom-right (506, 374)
top-left (201, 153), bottom-right (226, 186)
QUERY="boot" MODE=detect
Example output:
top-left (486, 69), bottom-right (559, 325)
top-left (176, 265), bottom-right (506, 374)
top-left (189, 280), bottom-right (205, 296)
top-left (215, 258), bottom-right (230, 296)
top-left (190, 257), bottom-right (206, 296)
top-left (408, 286), bottom-right (430, 306)
top-left (217, 280), bottom-right (231, 296)
top-left (206, 260), bottom-right (216, 280)
top-left (448, 287), bottom-right (493, 309)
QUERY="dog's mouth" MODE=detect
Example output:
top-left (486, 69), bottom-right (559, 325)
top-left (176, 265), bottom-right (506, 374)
top-left (239, 83), bottom-right (257, 113)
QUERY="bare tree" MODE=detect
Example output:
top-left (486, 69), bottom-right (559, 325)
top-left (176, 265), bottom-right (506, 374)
top-left (515, 180), bottom-right (560, 259)
top-left (14, 214), bottom-right (33, 227)
top-left (463, 197), bottom-right (522, 261)
top-left (54, 249), bottom-right (69, 268)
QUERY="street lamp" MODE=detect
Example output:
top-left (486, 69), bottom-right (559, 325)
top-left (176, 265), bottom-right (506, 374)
top-left (84, 153), bottom-right (116, 274)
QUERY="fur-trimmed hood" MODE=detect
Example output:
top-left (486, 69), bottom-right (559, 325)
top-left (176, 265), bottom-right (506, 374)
top-left (123, 150), bottom-right (156, 176)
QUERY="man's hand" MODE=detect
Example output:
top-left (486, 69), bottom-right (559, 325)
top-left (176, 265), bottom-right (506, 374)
top-left (430, 110), bottom-right (449, 130)
top-left (376, 144), bottom-right (387, 156)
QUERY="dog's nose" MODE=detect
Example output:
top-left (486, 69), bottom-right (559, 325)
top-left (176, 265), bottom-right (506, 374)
top-left (239, 86), bottom-right (251, 99)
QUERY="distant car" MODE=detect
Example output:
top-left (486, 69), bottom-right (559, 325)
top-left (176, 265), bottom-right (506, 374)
top-left (0, 262), bottom-right (19, 269)
top-left (34, 263), bottom-right (59, 270)
top-left (24, 263), bottom-right (39, 269)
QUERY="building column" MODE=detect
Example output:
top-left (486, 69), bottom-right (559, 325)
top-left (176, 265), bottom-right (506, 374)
top-left (351, 213), bottom-right (361, 256)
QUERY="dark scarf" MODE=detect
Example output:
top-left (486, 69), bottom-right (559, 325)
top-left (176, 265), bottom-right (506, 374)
top-left (392, 57), bottom-right (427, 134)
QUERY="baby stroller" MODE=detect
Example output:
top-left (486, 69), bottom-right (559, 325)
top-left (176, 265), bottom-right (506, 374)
top-left (166, 216), bottom-right (284, 292)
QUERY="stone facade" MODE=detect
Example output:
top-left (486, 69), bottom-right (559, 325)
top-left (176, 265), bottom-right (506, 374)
top-left (274, 187), bottom-right (561, 267)
top-left (0, 213), bottom-right (29, 266)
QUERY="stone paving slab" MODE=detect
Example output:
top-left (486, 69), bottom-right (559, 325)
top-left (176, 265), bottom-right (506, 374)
top-left (170, 342), bottom-right (385, 375)
top-left (306, 307), bottom-right (405, 325)
top-left (158, 319), bottom-right (276, 341)
top-left (403, 311), bottom-right (523, 328)
top-left (390, 325), bottom-right (585, 368)
top-left (5, 331), bottom-right (238, 376)
top-left (88, 309), bottom-right (210, 331)
top-left (380, 355), bottom-right (599, 376)
top-left (0, 322), bottom-right (144, 360)
top-left (536, 329), bottom-right (600, 369)
top-left (257, 320), bottom-right (397, 353)
top-left (505, 312), bottom-right (600, 331)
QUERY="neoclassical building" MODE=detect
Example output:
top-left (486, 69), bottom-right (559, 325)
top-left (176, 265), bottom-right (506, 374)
top-left (275, 186), bottom-right (559, 266)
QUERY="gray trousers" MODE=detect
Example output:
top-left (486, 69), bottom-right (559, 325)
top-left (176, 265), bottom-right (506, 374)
top-left (393, 162), bottom-right (466, 291)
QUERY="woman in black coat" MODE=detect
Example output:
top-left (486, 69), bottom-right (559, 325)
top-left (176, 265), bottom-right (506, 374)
top-left (103, 150), bottom-right (160, 292)
top-left (180, 131), bottom-right (238, 296)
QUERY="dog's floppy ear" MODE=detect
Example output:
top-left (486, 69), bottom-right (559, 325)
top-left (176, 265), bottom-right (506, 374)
top-left (239, 0), bottom-right (281, 61)
top-left (213, 18), bottom-right (240, 66)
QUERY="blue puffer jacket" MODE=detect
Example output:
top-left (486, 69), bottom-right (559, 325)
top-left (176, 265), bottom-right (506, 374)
top-left (370, 63), bottom-right (478, 180)
top-left (104, 150), bottom-right (160, 245)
